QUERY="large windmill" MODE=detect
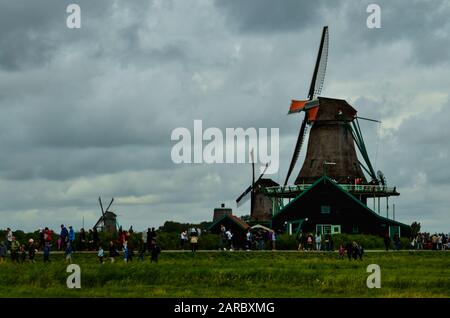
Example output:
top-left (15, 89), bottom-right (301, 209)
top-left (265, 26), bottom-right (410, 238)
top-left (284, 26), bottom-right (379, 186)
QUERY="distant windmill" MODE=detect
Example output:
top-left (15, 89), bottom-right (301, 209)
top-left (236, 149), bottom-right (273, 221)
top-left (94, 197), bottom-right (118, 233)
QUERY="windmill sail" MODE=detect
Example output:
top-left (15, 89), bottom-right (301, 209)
top-left (308, 26), bottom-right (329, 100)
top-left (284, 26), bottom-right (329, 186)
top-left (284, 117), bottom-right (308, 185)
top-left (98, 197), bottom-right (106, 220)
top-left (236, 184), bottom-right (253, 207)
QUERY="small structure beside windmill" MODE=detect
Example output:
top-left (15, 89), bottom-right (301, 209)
top-left (237, 26), bottom-right (411, 238)
top-left (94, 197), bottom-right (118, 233)
top-left (208, 203), bottom-right (250, 249)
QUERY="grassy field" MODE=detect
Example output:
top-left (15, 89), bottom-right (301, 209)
top-left (0, 251), bottom-right (449, 298)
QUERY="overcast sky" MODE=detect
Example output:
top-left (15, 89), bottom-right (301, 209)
top-left (0, 0), bottom-right (449, 233)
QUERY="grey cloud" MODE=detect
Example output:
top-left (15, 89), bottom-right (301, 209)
top-left (340, 0), bottom-right (450, 65)
top-left (214, 0), bottom-right (336, 33)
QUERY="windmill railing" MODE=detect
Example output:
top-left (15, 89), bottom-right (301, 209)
top-left (263, 184), bottom-right (399, 198)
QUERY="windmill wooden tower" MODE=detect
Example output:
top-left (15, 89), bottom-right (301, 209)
top-left (265, 26), bottom-right (411, 237)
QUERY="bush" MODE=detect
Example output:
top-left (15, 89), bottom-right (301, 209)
top-left (276, 234), bottom-right (297, 250)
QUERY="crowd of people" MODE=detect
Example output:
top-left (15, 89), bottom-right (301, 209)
top-left (1, 225), bottom-right (449, 265)
top-left (410, 233), bottom-right (449, 250)
top-left (179, 228), bottom-right (200, 252)
top-left (295, 232), bottom-right (335, 252)
top-left (0, 225), bottom-right (163, 264)
top-left (214, 226), bottom-right (278, 251)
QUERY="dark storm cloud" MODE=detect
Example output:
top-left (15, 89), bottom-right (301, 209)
top-left (215, 0), bottom-right (450, 65)
top-left (339, 0), bottom-right (450, 65)
top-left (0, 0), bottom-right (158, 70)
top-left (214, 0), bottom-right (336, 33)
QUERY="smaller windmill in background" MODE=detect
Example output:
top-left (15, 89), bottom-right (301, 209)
top-left (236, 149), bottom-right (278, 223)
top-left (94, 197), bottom-right (118, 233)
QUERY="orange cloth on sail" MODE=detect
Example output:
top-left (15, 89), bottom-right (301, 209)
top-left (289, 99), bottom-right (319, 122)
top-left (288, 100), bottom-right (307, 114)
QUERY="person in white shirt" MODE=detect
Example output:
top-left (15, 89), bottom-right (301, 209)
top-left (225, 230), bottom-right (233, 251)
top-left (180, 231), bottom-right (188, 249)
top-left (6, 228), bottom-right (13, 251)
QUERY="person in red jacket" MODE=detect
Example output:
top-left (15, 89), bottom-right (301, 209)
top-left (43, 227), bottom-right (53, 262)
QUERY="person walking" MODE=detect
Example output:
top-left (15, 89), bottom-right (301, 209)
top-left (28, 239), bottom-right (36, 263)
top-left (345, 241), bottom-right (353, 261)
top-left (220, 225), bottom-right (227, 251)
top-left (19, 244), bottom-right (27, 263)
top-left (79, 228), bottom-right (86, 251)
top-left (146, 228), bottom-right (152, 252)
top-left (138, 238), bottom-right (146, 261)
top-left (65, 241), bottom-right (73, 263)
top-left (149, 228), bottom-right (157, 252)
top-left (190, 231), bottom-right (199, 253)
top-left (296, 231), bottom-right (303, 251)
top-left (10, 236), bottom-right (20, 262)
top-left (69, 226), bottom-right (75, 250)
top-left (43, 227), bottom-right (53, 262)
top-left (306, 234), bottom-right (313, 251)
top-left (87, 229), bottom-right (94, 251)
top-left (315, 232), bottom-right (322, 251)
top-left (60, 224), bottom-right (69, 250)
top-left (225, 229), bottom-right (233, 251)
top-left (384, 232), bottom-right (391, 251)
top-left (180, 230), bottom-right (188, 250)
top-left (39, 229), bottom-right (45, 250)
top-left (98, 245), bottom-right (105, 264)
top-left (393, 233), bottom-right (401, 251)
top-left (352, 241), bottom-right (364, 260)
top-left (0, 241), bottom-right (6, 264)
top-left (6, 228), bottom-right (13, 251)
top-left (338, 244), bottom-right (345, 259)
top-left (245, 230), bottom-right (252, 251)
top-left (151, 243), bottom-right (161, 263)
top-left (109, 241), bottom-right (118, 263)
top-left (270, 231), bottom-right (277, 251)
top-left (123, 241), bottom-right (129, 262)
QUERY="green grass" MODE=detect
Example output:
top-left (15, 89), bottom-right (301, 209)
top-left (0, 251), bottom-right (449, 298)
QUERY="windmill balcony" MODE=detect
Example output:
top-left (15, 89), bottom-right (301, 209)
top-left (263, 183), bottom-right (399, 199)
